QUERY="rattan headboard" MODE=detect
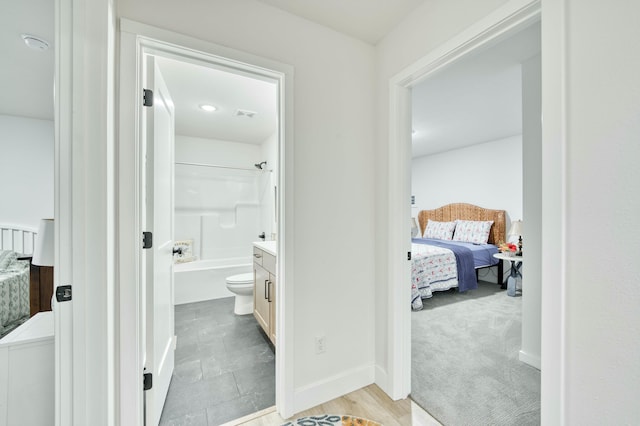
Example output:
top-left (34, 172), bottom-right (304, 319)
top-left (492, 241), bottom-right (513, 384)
top-left (417, 203), bottom-right (506, 245)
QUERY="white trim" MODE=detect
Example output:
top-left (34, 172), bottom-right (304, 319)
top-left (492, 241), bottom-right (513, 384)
top-left (519, 350), bottom-right (541, 370)
top-left (55, 0), bottom-right (117, 424)
top-left (539, 0), bottom-right (568, 422)
top-left (374, 365), bottom-right (390, 394)
top-left (118, 20), bottom-right (296, 422)
top-left (386, 0), bottom-right (541, 401)
top-left (293, 365), bottom-right (375, 414)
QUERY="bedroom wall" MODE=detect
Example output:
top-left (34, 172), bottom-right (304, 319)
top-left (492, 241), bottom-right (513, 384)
top-left (374, 0), bottom-right (510, 389)
top-left (411, 135), bottom-right (523, 225)
top-left (0, 114), bottom-right (54, 229)
top-left (118, 0), bottom-right (376, 413)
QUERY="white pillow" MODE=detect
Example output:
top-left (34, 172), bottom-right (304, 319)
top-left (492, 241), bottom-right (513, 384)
top-left (423, 220), bottom-right (457, 240)
top-left (452, 220), bottom-right (494, 244)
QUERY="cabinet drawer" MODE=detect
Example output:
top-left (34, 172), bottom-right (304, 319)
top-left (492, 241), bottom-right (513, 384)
top-left (253, 247), bottom-right (264, 266)
top-left (263, 252), bottom-right (276, 275)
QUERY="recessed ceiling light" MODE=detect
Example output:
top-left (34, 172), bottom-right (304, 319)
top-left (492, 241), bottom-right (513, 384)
top-left (21, 34), bottom-right (50, 51)
top-left (200, 104), bottom-right (217, 112)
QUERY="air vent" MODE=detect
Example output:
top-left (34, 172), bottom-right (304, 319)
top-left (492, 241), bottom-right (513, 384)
top-left (235, 109), bottom-right (256, 118)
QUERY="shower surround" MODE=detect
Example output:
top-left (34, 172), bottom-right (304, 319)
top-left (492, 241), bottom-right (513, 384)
top-left (173, 135), bottom-right (276, 305)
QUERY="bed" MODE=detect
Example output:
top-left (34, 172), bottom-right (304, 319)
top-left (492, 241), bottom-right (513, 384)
top-left (411, 203), bottom-right (506, 310)
top-left (0, 225), bottom-right (37, 337)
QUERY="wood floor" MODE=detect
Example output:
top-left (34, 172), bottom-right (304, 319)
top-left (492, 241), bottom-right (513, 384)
top-left (224, 384), bottom-right (441, 426)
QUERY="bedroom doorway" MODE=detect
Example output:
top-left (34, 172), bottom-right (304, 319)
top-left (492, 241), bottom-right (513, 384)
top-left (385, 1), bottom-right (543, 423)
top-left (408, 21), bottom-right (540, 424)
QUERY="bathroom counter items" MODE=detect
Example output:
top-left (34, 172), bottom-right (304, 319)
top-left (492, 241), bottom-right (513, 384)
top-left (253, 240), bottom-right (276, 257)
top-left (253, 242), bottom-right (277, 345)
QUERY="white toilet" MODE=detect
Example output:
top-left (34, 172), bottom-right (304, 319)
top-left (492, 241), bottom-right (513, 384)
top-left (225, 272), bottom-right (254, 315)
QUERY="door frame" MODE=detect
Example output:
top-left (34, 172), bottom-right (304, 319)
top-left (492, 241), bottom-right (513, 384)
top-left (385, 0), bottom-right (542, 400)
top-left (54, 0), bottom-right (116, 424)
top-left (118, 19), bottom-right (295, 422)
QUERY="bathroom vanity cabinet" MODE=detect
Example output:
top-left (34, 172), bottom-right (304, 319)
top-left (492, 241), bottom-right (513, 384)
top-left (253, 243), bottom-right (276, 345)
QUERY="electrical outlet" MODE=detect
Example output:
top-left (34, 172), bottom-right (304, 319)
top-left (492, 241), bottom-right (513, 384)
top-left (315, 335), bottom-right (326, 354)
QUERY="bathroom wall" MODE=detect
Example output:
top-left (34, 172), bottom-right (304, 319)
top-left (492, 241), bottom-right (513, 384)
top-left (174, 134), bottom-right (271, 261)
top-left (260, 131), bottom-right (278, 239)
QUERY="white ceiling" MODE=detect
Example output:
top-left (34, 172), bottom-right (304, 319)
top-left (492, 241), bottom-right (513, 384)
top-left (156, 58), bottom-right (278, 144)
top-left (2, 1), bottom-right (540, 152)
top-left (0, 0), bottom-right (54, 120)
top-left (411, 22), bottom-right (541, 158)
top-left (255, 0), bottom-right (426, 45)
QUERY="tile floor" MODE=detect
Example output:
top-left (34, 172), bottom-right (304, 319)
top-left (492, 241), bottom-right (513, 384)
top-left (159, 297), bottom-right (275, 426)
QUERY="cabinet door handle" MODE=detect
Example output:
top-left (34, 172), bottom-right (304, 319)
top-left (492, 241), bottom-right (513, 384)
top-left (254, 253), bottom-right (262, 258)
top-left (267, 280), bottom-right (272, 303)
top-left (264, 279), bottom-right (269, 299)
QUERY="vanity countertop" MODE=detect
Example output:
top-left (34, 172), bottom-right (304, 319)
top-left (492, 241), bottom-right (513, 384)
top-left (253, 240), bottom-right (276, 257)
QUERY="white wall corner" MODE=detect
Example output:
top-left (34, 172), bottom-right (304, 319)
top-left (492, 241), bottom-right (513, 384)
top-left (519, 349), bottom-right (541, 370)
top-left (293, 364), bottom-right (375, 415)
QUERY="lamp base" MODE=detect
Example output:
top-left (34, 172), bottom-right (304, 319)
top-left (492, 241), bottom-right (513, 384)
top-left (517, 236), bottom-right (523, 257)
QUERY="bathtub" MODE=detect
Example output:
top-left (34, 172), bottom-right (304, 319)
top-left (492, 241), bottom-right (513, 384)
top-left (173, 258), bottom-right (252, 305)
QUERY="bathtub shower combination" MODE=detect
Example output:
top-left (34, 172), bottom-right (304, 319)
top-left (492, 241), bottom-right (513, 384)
top-left (173, 161), bottom-right (274, 306)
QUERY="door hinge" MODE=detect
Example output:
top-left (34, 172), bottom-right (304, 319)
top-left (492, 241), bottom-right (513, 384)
top-left (143, 89), bottom-right (153, 107)
top-left (55, 285), bottom-right (72, 302)
top-left (407, 252), bottom-right (412, 261)
top-left (143, 372), bottom-right (153, 391)
top-left (143, 232), bottom-right (153, 249)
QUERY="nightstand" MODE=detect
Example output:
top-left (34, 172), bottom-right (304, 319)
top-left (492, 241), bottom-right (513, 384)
top-left (29, 264), bottom-right (54, 316)
top-left (493, 252), bottom-right (523, 297)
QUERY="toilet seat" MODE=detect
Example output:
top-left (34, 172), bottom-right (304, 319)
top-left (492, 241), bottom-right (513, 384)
top-left (226, 272), bottom-right (254, 285)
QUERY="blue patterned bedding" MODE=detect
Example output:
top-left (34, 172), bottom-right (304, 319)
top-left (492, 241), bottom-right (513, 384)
top-left (0, 251), bottom-right (30, 337)
top-left (411, 238), bottom-right (498, 310)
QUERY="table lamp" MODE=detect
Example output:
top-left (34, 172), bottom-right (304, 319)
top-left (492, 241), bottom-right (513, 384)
top-left (508, 220), bottom-right (523, 256)
top-left (411, 217), bottom-right (419, 238)
top-left (33, 219), bottom-right (54, 267)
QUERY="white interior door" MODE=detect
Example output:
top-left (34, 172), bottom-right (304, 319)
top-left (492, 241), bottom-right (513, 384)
top-left (143, 56), bottom-right (176, 426)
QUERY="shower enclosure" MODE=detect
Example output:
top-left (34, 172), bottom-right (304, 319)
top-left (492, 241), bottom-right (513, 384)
top-left (173, 160), bottom-right (274, 304)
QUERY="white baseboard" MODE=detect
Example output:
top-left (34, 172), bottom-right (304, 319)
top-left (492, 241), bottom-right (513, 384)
top-left (374, 364), bottom-right (390, 396)
top-left (519, 349), bottom-right (541, 370)
top-left (293, 364), bottom-right (375, 414)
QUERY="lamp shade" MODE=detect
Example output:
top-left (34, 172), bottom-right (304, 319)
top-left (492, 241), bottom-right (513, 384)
top-left (32, 219), bottom-right (54, 266)
top-left (508, 220), bottom-right (523, 236)
top-left (411, 217), bottom-right (419, 237)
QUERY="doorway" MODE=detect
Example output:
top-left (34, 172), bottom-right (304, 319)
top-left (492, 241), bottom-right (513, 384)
top-left (385, 0), bottom-right (542, 410)
top-left (118, 20), bottom-right (294, 424)
top-left (409, 21), bottom-right (541, 424)
top-left (149, 53), bottom-right (279, 424)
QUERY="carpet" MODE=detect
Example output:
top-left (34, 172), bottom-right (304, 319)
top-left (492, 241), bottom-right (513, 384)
top-left (282, 415), bottom-right (381, 426)
top-left (411, 281), bottom-right (540, 426)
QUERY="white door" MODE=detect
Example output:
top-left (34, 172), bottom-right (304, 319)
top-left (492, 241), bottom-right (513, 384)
top-left (143, 56), bottom-right (176, 426)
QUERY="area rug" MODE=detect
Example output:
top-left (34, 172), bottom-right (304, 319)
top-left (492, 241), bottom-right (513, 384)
top-left (282, 414), bottom-right (381, 426)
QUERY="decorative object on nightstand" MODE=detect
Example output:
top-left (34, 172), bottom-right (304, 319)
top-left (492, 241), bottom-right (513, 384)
top-left (508, 220), bottom-right (523, 256)
top-left (493, 252), bottom-right (524, 297)
top-left (31, 219), bottom-right (54, 316)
